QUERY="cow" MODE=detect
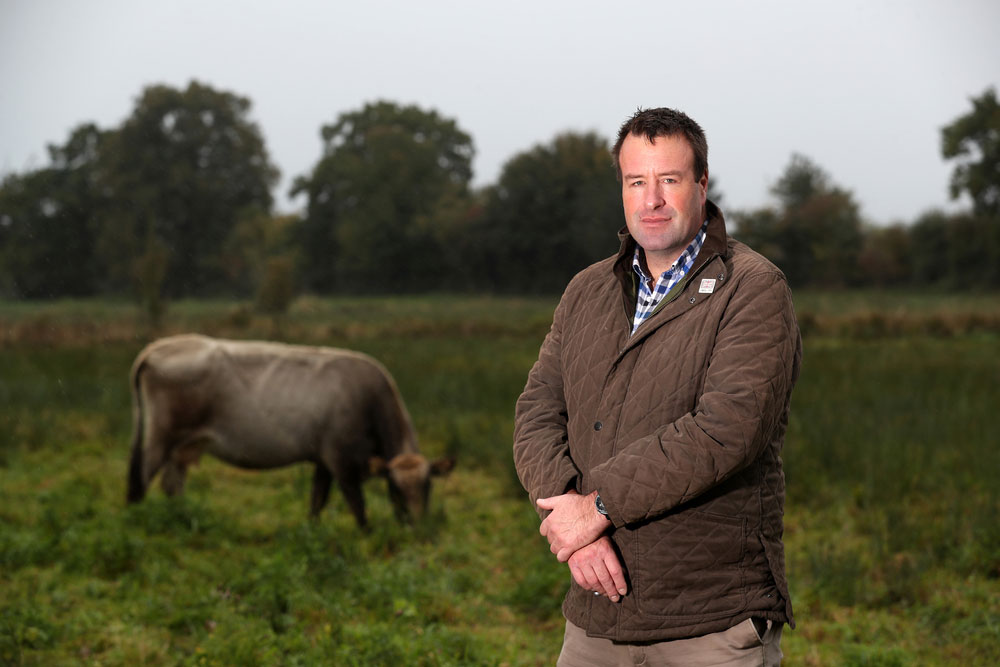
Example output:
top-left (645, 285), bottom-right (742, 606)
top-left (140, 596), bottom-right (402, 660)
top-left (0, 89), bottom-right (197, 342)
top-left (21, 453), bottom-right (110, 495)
top-left (126, 334), bottom-right (454, 527)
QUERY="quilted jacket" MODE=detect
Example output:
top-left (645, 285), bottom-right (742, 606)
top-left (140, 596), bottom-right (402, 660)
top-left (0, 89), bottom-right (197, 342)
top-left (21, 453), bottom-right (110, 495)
top-left (513, 201), bottom-right (802, 642)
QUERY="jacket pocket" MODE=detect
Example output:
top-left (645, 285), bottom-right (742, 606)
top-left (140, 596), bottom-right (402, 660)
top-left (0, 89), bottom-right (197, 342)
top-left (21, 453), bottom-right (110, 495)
top-left (630, 509), bottom-right (747, 619)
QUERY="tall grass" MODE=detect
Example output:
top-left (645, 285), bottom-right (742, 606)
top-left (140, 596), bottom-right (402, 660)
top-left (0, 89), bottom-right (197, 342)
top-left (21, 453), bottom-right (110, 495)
top-left (781, 337), bottom-right (1000, 663)
top-left (1, 294), bottom-right (998, 665)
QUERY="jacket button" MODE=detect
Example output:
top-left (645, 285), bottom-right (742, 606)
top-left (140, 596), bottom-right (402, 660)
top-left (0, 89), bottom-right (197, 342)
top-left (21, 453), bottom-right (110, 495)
top-left (718, 273), bottom-right (725, 282)
top-left (594, 421), bottom-right (603, 431)
top-left (688, 296), bottom-right (696, 304)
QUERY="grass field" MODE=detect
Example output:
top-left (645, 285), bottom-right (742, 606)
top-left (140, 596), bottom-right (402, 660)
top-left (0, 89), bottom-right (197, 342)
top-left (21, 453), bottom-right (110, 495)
top-left (1, 292), bottom-right (998, 665)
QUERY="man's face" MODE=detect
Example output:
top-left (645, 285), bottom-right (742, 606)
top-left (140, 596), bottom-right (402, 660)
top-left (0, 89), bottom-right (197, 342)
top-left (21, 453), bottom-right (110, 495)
top-left (619, 133), bottom-right (708, 277)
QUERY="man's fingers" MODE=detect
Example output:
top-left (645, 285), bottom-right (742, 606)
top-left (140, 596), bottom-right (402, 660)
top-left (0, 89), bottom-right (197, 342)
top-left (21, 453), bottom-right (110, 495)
top-left (582, 538), bottom-right (628, 599)
top-left (604, 553), bottom-right (627, 596)
top-left (569, 562), bottom-right (590, 590)
top-left (594, 567), bottom-right (618, 599)
top-left (535, 496), bottom-right (556, 510)
top-left (570, 561), bottom-right (606, 597)
top-left (590, 559), bottom-right (622, 600)
top-left (567, 540), bottom-right (627, 602)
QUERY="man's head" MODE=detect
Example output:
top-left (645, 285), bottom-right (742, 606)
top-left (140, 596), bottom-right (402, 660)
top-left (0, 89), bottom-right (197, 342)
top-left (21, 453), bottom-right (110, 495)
top-left (614, 108), bottom-right (709, 278)
top-left (612, 107), bottom-right (708, 183)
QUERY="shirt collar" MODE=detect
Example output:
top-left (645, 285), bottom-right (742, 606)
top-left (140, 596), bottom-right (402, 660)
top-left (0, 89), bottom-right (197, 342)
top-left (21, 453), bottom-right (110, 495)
top-left (631, 217), bottom-right (711, 282)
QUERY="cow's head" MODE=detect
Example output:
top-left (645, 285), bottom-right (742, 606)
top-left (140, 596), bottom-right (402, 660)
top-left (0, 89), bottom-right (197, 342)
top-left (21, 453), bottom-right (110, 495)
top-left (370, 453), bottom-right (455, 521)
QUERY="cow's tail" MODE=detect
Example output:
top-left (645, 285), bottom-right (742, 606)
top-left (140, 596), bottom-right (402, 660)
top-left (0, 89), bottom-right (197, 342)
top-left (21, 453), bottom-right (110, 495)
top-left (126, 355), bottom-right (148, 503)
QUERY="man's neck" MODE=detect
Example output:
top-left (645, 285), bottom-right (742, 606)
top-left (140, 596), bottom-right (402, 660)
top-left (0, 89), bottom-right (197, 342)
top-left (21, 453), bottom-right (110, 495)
top-left (640, 246), bottom-right (685, 280)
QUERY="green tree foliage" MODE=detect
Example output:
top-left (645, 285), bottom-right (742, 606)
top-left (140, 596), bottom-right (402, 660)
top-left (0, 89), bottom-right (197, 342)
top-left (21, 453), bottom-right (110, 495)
top-left (908, 210), bottom-right (951, 286)
top-left (97, 81), bottom-right (279, 297)
top-left (7, 88), bottom-right (1000, 299)
top-left (255, 254), bottom-right (297, 319)
top-left (220, 211), bottom-right (300, 298)
top-left (945, 211), bottom-right (1000, 288)
top-left (472, 131), bottom-right (621, 293)
top-left (857, 224), bottom-right (912, 287)
top-left (291, 101), bottom-right (474, 292)
top-left (941, 87), bottom-right (1000, 217)
top-left (132, 228), bottom-right (170, 327)
top-left (0, 124), bottom-right (105, 298)
top-left (732, 154), bottom-right (864, 288)
top-left (909, 208), bottom-right (1000, 289)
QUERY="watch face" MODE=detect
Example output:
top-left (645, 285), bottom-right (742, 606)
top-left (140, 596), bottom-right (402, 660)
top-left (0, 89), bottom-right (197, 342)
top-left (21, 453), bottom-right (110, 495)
top-left (595, 494), bottom-right (608, 515)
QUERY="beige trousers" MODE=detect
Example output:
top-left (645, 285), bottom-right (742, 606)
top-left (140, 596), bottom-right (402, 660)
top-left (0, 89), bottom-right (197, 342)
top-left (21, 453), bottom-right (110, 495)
top-left (557, 617), bottom-right (783, 667)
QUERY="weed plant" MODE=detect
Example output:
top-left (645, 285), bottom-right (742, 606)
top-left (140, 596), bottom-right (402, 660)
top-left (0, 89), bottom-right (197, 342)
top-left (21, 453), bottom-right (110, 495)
top-left (1, 294), bottom-right (998, 665)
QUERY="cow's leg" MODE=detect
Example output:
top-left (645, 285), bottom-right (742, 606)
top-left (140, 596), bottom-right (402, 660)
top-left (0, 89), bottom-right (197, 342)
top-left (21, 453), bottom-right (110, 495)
top-left (338, 476), bottom-right (368, 529)
top-left (310, 464), bottom-right (333, 517)
top-left (160, 460), bottom-right (188, 496)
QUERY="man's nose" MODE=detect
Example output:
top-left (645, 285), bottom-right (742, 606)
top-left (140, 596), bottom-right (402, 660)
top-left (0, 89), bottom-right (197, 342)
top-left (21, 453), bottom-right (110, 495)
top-left (645, 184), bottom-right (665, 209)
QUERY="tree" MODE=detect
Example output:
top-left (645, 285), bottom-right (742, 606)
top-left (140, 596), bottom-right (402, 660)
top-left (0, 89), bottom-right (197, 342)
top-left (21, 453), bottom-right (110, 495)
top-left (132, 228), bottom-right (170, 327)
top-left (908, 210), bottom-right (951, 286)
top-left (781, 188), bottom-right (864, 288)
top-left (731, 154), bottom-right (863, 288)
top-left (472, 131), bottom-right (621, 293)
top-left (97, 80), bottom-right (279, 297)
top-left (908, 208), bottom-right (1000, 289)
top-left (941, 87), bottom-right (1000, 217)
top-left (857, 224), bottom-right (912, 287)
top-left (220, 210), bottom-right (300, 298)
top-left (0, 124), bottom-right (106, 298)
top-left (771, 153), bottom-right (831, 210)
top-left (256, 254), bottom-right (297, 333)
top-left (729, 205), bottom-right (783, 265)
top-left (291, 100), bottom-right (474, 292)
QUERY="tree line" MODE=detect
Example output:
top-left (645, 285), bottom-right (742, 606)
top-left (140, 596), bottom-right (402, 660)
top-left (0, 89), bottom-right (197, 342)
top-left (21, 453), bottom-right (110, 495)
top-left (1, 81), bottom-right (998, 312)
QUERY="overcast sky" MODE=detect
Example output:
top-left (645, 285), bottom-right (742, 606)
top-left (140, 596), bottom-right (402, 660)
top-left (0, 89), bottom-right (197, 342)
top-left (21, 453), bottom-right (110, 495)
top-left (2, 0), bottom-right (998, 224)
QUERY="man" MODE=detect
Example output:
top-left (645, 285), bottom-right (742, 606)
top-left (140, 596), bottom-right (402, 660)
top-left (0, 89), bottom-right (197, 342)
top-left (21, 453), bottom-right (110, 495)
top-left (513, 107), bottom-right (801, 666)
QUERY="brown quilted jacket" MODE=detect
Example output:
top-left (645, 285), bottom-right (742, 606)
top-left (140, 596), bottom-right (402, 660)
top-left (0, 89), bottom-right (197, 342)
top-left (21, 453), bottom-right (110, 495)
top-left (513, 201), bottom-right (801, 641)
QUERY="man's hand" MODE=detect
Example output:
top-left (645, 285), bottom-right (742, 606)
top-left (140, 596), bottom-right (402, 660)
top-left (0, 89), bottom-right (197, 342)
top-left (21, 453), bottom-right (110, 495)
top-left (568, 536), bottom-right (628, 601)
top-left (536, 490), bottom-right (609, 562)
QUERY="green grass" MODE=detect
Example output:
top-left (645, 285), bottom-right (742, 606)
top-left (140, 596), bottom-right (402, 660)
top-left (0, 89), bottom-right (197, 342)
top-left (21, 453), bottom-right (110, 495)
top-left (792, 288), bottom-right (1000, 316)
top-left (1, 294), bottom-right (999, 665)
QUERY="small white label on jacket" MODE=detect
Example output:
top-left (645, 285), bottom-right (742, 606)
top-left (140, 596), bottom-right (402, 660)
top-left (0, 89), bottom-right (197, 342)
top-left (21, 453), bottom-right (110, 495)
top-left (699, 278), bottom-right (716, 294)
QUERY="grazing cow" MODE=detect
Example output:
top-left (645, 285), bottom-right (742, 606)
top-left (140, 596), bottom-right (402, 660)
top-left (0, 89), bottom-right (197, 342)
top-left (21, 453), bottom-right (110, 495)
top-left (126, 334), bottom-right (454, 527)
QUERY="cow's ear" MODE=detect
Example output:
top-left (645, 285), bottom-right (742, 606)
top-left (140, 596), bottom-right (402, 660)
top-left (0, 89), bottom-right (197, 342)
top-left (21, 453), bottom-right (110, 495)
top-left (369, 457), bottom-right (389, 477)
top-left (430, 457), bottom-right (456, 477)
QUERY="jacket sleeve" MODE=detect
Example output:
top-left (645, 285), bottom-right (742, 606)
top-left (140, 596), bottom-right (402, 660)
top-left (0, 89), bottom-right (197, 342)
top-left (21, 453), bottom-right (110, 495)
top-left (590, 271), bottom-right (801, 526)
top-left (513, 292), bottom-right (582, 518)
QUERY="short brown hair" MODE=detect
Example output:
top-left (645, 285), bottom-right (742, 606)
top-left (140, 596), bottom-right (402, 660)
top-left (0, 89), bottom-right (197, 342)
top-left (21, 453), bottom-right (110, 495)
top-left (612, 107), bottom-right (708, 182)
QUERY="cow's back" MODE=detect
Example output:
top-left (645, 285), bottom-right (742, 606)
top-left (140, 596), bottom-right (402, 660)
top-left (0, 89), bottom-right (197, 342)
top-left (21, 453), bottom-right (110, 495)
top-left (133, 334), bottom-right (220, 385)
top-left (217, 343), bottom-right (411, 464)
top-left (215, 339), bottom-right (394, 417)
top-left (133, 335), bottom-right (410, 469)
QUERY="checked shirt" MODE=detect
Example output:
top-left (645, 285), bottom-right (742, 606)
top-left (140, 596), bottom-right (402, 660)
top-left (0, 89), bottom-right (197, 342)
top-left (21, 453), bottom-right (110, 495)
top-left (630, 218), bottom-right (710, 334)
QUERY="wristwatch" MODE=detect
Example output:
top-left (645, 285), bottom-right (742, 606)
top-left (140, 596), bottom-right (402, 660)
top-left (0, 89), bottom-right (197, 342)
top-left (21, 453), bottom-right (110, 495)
top-left (595, 493), bottom-right (610, 519)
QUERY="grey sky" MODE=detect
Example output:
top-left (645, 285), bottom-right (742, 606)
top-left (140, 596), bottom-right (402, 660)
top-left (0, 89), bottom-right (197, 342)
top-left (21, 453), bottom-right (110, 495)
top-left (2, 0), bottom-right (997, 224)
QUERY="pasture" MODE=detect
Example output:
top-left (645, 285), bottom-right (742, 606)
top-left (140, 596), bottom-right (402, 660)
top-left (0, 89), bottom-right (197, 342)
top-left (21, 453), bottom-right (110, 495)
top-left (1, 293), bottom-right (998, 665)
